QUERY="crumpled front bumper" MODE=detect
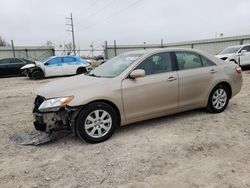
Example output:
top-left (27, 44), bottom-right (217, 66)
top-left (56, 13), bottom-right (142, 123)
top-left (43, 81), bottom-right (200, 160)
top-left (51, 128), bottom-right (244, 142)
top-left (33, 96), bottom-right (80, 135)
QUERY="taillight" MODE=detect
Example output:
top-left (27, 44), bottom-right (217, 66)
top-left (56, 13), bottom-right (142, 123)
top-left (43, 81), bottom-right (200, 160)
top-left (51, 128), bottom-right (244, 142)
top-left (235, 67), bottom-right (242, 74)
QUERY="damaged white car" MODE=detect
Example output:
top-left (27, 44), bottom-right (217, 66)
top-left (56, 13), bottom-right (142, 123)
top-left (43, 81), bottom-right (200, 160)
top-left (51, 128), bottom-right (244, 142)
top-left (21, 55), bottom-right (92, 79)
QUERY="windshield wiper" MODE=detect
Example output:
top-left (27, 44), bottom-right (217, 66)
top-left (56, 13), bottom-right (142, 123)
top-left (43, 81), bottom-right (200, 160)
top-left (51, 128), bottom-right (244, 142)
top-left (88, 73), bottom-right (102, 77)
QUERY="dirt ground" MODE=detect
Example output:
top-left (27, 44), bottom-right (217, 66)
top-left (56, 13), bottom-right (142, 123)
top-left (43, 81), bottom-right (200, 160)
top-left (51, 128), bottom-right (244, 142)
top-left (0, 72), bottom-right (250, 188)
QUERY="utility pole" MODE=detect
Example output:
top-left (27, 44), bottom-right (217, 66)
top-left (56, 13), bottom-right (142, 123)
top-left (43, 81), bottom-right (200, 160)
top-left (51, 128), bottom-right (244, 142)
top-left (90, 42), bottom-right (94, 58)
top-left (11, 40), bottom-right (15, 58)
top-left (65, 13), bottom-right (76, 55)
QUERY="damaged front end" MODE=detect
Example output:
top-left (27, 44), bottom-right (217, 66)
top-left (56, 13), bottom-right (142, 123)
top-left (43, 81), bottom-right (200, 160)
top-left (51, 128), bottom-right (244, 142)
top-left (33, 95), bottom-right (80, 135)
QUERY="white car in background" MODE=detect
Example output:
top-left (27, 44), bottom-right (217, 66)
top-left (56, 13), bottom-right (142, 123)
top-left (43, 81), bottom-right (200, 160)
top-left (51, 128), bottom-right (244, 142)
top-left (21, 55), bottom-right (92, 79)
top-left (216, 44), bottom-right (250, 67)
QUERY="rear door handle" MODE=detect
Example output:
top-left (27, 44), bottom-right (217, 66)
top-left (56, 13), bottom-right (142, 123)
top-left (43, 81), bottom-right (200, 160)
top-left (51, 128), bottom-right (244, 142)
top-left (167, 76), bottom-right (177, 81)
top-left (210, 69), bottom-right (217, 74)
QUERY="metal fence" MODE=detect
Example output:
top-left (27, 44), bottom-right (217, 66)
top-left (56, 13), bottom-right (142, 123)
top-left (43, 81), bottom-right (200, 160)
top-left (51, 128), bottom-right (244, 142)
top-left (0, 46), bottom-right (55, 61)
top-left (104, 34), bottom-right (250, 59)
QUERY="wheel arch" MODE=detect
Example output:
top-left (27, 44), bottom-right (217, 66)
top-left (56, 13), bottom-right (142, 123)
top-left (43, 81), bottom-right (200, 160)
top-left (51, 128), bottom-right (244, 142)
top-left (71, 99), bottom-right (121, 135)
top-left (208, 81), bottom-right (232, 100)
top-left (30, 67), bottom-right (44, 74)
top-left (76, 67), bottom-right (87, 74)
top-left (88, 99), bottom-right (121, 126)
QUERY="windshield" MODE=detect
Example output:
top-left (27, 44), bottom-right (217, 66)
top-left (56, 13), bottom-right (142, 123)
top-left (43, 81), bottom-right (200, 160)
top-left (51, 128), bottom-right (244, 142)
top-left (218, 46), bottom-right (241, 55)
top-left (89, 53), bottom-right (143, 78)
top-left (42, 56), bottom-right (54, 63)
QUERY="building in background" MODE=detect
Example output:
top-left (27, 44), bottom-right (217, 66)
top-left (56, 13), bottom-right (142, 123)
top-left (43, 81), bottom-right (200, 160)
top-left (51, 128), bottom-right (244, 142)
top-left (0, 46), bottom-right (55, 61)
top-left (104, 34), bottom-right (250, 59)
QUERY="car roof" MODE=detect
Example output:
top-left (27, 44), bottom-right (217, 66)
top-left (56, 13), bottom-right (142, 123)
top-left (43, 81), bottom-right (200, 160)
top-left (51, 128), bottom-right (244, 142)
top-left (123, 48), bottom-right (207, 55)
top-left (49, 55), bottom-right (79, 58)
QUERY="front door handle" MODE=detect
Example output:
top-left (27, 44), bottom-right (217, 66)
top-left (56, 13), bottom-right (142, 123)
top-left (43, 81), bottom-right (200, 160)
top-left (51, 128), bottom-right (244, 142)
top-left (167, 76), bottom-right (177, 81)
top-left (210, 69), bottom-right (217, 74)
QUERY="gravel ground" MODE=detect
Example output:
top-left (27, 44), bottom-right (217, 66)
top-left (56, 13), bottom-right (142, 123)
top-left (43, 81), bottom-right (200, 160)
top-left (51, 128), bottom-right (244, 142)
top-left (0, 72), bottom-right (250, 188)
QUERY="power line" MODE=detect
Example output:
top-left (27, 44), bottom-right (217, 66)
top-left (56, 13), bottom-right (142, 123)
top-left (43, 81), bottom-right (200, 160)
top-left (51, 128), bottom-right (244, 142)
top-left (74, 0), bottom-right (100, 18)
top-left (80, 0), bottom-right (144, 30)
top-left (75, 0), bottom-right (115, 26)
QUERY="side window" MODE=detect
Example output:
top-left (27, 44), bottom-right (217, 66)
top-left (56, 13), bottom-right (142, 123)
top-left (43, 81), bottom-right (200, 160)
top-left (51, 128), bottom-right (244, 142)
top-left (136, 52), bottom-right (172, 75)
top-left (46, 57), bottom-right (62, 65)
top-left (10, 58), bottom-right (23, 63)
top-left (240, 46), bottom-right (250, 52)
top-left (201, 56), bottom-right (215, 67)
top-left (63, 57), bottom-right (76, 64)
top-left (175, 52), bottom-right (202, 70)
top-left (0, 58), bottom-right (11, 64)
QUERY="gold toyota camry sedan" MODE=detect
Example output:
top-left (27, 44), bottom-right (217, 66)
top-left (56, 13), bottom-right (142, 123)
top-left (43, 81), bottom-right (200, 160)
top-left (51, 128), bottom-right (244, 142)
top-left (33, 48), bottom-right (242, 143)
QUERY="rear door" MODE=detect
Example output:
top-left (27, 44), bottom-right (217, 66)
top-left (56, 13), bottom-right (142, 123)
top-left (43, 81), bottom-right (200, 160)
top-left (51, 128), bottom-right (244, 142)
top-left (239, 46), bottom-right (250, 66)
top-left (44, 57), bottom-right (63, 77)
top-left (62, 56), bottom-right (78, 75)
top-left (0, 58), bottom-right (11, 76)
top-left (122, 52), bottom-right (178, 120)
top-left (175, 51), bottom-right (218, 108)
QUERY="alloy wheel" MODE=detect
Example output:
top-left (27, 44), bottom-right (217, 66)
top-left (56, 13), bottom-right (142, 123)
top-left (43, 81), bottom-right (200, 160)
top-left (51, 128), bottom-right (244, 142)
top-left (84, 110), bottom-right (112, 138)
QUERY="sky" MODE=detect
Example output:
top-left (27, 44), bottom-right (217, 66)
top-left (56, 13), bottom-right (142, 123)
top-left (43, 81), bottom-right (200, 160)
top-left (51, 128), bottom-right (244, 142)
top-left (1, 0), bottom-right (250, 52)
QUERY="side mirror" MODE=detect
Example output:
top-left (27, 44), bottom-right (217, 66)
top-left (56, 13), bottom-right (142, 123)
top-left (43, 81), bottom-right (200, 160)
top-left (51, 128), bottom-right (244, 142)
top-left (240, 50), bottom-right (247, 55)
top-left (44, 62), bottom-right (48, 66)
top-left (129, 69), bottom-right (145, 79)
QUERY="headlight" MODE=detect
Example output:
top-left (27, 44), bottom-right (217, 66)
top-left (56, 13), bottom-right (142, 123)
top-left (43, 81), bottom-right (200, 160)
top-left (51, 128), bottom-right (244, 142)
top-left (38, 96), bottom-right (74, 112)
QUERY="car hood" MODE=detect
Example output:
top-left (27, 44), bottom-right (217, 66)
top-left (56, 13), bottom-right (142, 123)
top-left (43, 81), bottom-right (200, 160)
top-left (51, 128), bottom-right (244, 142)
top-left (36, 75), bottom-right (111, 99)
top-left (215, 53), bottom-right (235, 59)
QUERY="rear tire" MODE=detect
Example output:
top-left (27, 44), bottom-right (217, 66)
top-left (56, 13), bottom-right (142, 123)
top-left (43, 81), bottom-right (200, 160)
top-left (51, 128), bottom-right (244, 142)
top-left (76, 67), bottom-right (87, 75)
top-left (31, 70), bottom-right (44, 80)
top-left (207, 84), bottom-right (229, 113)
top-left (76, 102), bottom-right (118, 143)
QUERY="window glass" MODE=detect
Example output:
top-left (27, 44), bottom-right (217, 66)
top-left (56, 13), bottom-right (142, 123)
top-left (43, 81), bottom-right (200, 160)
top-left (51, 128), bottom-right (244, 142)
top-left (90, 53), bottom-right (142, 78)
top-left (10, 58), bottom-right (23, 63)
top-left (175, 52), bottom-right (202, 70)
top-left (0, 58), bottom-right (11, 64)
top-left (240, 46), bottom-right (250, 52)
top-left (218, 46), bottom-right (241, 54)
top-left (136, 52), bottom-right (172, 75)
top-left (64, 57), bottom-right (76, 63)
top-left (201, 56), bottom-right (215, 67)
top-left (46, 57), bottom-right (62, 65)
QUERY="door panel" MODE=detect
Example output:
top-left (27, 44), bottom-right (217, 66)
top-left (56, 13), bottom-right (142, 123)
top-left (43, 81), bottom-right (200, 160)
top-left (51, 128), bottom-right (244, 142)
top-left (240, 52), bottom-right (250, 66)
top-left (122, 72), bottom-right (178, 120)
top-left (175, 51), bottom-right (218, 108)
top-left (9, 58), bottom-right (25, 75)
top-left (240, 47), bottom-right (250, 66)
top-left (0, 58), bottom-right (11, 76)
top-left (44, 57), bottom-right (63, 76)
top-left (178, 67), bottom-right (218, 108)
top-left (62, 57), bottom-right (78, 75)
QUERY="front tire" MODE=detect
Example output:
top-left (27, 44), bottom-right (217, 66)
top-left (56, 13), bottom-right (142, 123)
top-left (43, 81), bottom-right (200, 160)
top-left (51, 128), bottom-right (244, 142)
top-left (207, 84), bottom-right (229, 113)
top-left (31, 70), bottom-right (44, 80)
top-left (76, 102), bottom-right (118, 143)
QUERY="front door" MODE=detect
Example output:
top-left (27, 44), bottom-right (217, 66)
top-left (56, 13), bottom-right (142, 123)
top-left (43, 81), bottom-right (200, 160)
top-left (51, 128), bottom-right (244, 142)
top-left (122, 52), bottom-right (178, 121)
top-left (44, 57), bottom-right (63, 77)
top-left (239, 46), bottom-right (250, 66)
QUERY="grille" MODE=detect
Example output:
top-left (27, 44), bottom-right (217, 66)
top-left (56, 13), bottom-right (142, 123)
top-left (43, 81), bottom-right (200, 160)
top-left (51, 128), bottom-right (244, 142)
top-left (33, 95), bottom-right (45, 113)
